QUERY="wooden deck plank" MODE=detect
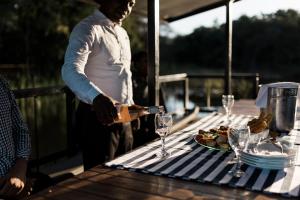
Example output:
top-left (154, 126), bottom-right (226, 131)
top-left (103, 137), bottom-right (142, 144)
top-left (27, 196), bottom-right (47, 200)
top-left (27, 164), bottom-right (293, 200)
top-left (56, 177), bottom-right (174, 200)
top-left (27, 185), bottom-right (105, 200)
top-left (231, 99), bottom-right (260, 116)
top-left (86, 172), bottom-right (226, 200)
top-left (91, 166), bottom-right (293, 200)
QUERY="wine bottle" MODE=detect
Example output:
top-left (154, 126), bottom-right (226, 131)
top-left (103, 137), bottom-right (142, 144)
top-left (114, 104), bottom-right (165, 123)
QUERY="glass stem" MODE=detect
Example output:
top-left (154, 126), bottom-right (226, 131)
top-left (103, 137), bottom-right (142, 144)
top-left (161, 135), bottom-right (166, 153)
top-left (236, 155), bottom-right (242, 171)
top-left (226, 109), bottom-right (230, 121)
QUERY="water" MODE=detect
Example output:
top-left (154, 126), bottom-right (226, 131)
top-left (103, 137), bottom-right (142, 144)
top-left (156, 127), bottom-right (168, 136)
top-left (228, 138), bottom-right (247, 154)
top-left (228, 126), bottom-right (249, 154)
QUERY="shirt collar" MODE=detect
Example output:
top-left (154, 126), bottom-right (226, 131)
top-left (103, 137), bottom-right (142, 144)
top-left (94, 9), bottom-right (121, 26)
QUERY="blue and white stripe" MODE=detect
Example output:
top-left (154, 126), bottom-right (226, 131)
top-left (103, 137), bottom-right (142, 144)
top-left (106, 112), bottom-right (300, 197)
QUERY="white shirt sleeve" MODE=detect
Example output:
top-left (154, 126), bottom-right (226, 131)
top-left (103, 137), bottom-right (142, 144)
top-left (61, 22), bottom-right (102, 104)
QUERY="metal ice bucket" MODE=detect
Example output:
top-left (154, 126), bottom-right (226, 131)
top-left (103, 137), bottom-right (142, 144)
top-left (267, 86), bottom-right (298, 133)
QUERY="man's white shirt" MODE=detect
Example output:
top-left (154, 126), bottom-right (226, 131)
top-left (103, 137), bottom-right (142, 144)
top-left (62, 10), bottom-right (133, 105)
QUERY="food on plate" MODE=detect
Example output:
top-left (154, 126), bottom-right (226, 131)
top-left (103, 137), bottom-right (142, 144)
top-left (216, 134), bottom-right (227, 144)
top-left (206, 139), bottom-right (217, 147)
top-left (247, 111), bottom-right (272, 133)
top-left (219, 143), bottom-right (230, 151)
top-left (195, 126), bottom-right (230, 151)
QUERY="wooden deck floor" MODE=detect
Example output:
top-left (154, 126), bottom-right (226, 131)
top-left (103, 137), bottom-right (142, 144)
top-left (219, 99), bottom-right (260, 116)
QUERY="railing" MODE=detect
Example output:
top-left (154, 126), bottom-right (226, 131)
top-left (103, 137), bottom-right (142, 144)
top-left (13, 72), bottom-right (259, 171)
top-left (159, 73), bottom-right (189, 110)
top-left (13, 86), bottom-right (76, 171)
top-left (159, 72), bottom-right (260, 110)
top-left (188, 72), bottom-right (260, 97)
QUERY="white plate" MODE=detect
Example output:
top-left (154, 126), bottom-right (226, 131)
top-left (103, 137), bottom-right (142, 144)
top-left (240, 135), bottom-right (297, 169)
top-left (242, 150), bottom-right (295, 160)
top-left (240, 151), bottom-right (295, 170)
top-left (193, 135), bottom-right (231, 152)
top-left (241, 155), bottom-right (294, 169)
top-left (241, 156), bottom-right (291, 165)
top-left (244, 142), bottom-right (296, 159)
top-left (241, 153), bottom-right (294, 163)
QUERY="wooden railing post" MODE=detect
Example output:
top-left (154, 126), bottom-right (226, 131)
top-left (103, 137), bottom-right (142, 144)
top-left (64, 87), bottom-right (77, 155)
top-left (159, 73), bottom-right (190, 111)
top-left (184, 77), bottom-right (189, 110)
top-left (33, 96), bottom-right (40, 173)
top-left (14, 86), bottom-right (78, 167)
top-left (253, 73), bottom-right (260, 98)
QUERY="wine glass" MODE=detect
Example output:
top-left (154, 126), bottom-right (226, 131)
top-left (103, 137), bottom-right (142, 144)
top-left (155, 113), bottom-right (173, 158)
top-left (222, 94), bottom-right (234, 124)
top-left (227, 124), bottom-right (250, 177)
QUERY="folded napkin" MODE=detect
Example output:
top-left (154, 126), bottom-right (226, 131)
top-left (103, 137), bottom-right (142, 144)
top-left (277, 135), bottom-right (295, 150)
top-left (255, 142), bottom-right (288, 156)
top-left (255, 82), bottom-right (300, 108)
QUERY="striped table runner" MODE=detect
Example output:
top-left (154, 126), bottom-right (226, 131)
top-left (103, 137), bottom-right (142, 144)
top-left (105, 112), bottom-right (300, 197)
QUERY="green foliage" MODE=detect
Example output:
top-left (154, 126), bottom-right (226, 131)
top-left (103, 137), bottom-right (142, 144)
top-left (0, 0), bottom-right (145, 88)
top-left (233, 9), bottom-right (300, 79)
top-left (160, 9), bottom-right (300, 82)
top-left (160, 26), bottom-right (226, 70)
top-left (123, 16), bottom-right (146, 53)
top-left (1, 0), bottom-right (93, 67)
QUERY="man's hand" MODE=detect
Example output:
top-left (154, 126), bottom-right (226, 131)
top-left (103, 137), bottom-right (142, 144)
top-left (93, 94), bottom-right (118, 125)
top-left (0, 159), bottom-right (27, 197)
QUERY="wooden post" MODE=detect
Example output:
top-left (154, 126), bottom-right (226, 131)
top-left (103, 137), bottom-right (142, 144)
top-left (225, 0), bottom-right (233, 95)
top-left (253, 73), bottom-right (260, 98)
top-left (147, 0), bottom-right (160, 106)
top-left (184, 78), bottom-right (189, 110)
top-left (65, 87), bottom-right (76, 155)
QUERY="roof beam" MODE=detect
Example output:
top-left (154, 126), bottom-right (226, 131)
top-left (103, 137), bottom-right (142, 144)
top-left (147, 0), bottom-right (160, 106)
top-left (225, 0), bottom-right (233, 95)
top-left (166, 0), bottom-right (240, 22)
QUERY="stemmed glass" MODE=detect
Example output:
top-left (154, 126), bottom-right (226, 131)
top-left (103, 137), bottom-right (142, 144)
top-left (155, 112), bottom-right (173, 158)
top-left (222, 94), bottom-right (234, 124)
top-left (227, 124), bottom-right (250, 177)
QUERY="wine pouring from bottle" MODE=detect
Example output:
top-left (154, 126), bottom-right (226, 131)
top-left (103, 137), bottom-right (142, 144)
top-left (114, 104), bottom-right (165, 123)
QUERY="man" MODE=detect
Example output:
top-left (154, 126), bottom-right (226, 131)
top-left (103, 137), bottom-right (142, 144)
top-left (0, 76), bottom-right (31, 199)
top-left (61, 0), bottom-right (136, 170)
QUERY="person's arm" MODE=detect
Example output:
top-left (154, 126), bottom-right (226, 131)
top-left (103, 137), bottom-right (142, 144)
top-left (0, 82), bottom-right (30, 197)
top-left (10, 89), bottom-right (31, 162)
top-left (61, 22), bottom-right (102, 104)
top-left (62, 22), bottom-right (118, 124)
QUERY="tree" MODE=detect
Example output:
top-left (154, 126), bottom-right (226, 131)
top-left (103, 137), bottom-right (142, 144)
top-left (160, 9), bottom-right (300, 82)
top-left (0, 0), bottom-right (146, 87)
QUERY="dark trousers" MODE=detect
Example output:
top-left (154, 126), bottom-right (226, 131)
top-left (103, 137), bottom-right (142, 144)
top-left (132, 115), bottom-right (158, 148)
top-left (75, 102), bottom-right (133, 171)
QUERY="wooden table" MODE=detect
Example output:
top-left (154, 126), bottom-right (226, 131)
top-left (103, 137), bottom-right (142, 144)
top-left (27, 165), bottom-right (293, 200)
top-left (27, 108), bottom-right (300, 199)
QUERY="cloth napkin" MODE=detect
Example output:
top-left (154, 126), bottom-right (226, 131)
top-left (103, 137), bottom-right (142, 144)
top-left (255, 142), bottom-right (288, 156)
top-left (255, 82), bottom-right (300, 108)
